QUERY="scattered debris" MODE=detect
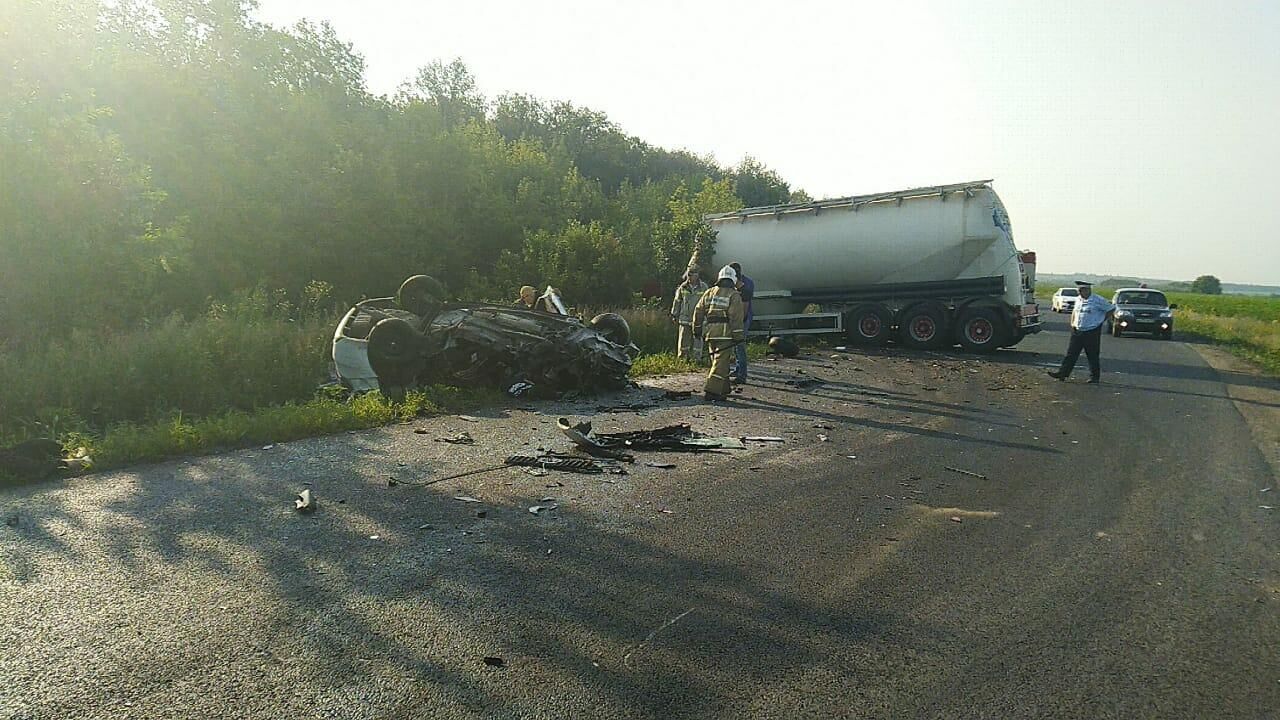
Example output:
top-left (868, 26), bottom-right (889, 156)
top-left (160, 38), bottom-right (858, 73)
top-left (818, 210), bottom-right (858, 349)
top-left (453, 495), bottom-right (483, 503)
top-left (559, 418), bottom-right (746, 454)
top-left (644, 461), bottom-right (676, 469)
top-left (743, 436), bottom-right (784, 443)
top-left (786, 377), bottom-right (823, 389)
top-left (623, 608), bottom-right (695, 667)
top-left (528, 504), bottom-right (558, 514)
top-left (457, 415), bottom-right (481, 423)
top-left (261, 444), bottom-right (275, 450)
top-left (596, 401), bottom-right (658, 413)
top-left (818, 434), bottom-right (830, 442)
top-left (944, 466), bottom-right (989, 480)
top-left (295, 489), bottom-right (316, 513)
top-left (482, 656), bottom-right (505, 668)
top-left (1262, 487), bottom-right (1272, 493)
top-left (662, 390), bottom-right (694, 400)
top-left (522, 468), bottom-right (549, 477)
top-left (413, 428), bottom-right (429, 435)
top-left (812, 423), bottom-right (834, 430)
top-left (387, 477), bottom-right (399, 487)
top-left (1262, 506), bottom-right (1275, 511)
top-left (437, 432), bottom-right (475, 445)
top-left (506, 453), bottom-right (626, 475)
top-left (507, 381), bottom-right (535, 397)
top-left (949, 516), bottom-right (963, 523)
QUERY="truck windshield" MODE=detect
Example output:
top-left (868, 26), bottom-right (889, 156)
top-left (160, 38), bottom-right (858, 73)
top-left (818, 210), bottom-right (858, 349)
top-left (1115, 291), bottom-right (1168, 306)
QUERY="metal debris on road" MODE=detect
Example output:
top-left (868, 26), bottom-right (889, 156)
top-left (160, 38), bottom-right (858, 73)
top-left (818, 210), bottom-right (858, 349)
top-left (595, 401), bottom-right (658, 413)
top-left (413, 428), bottom-right (429, 434)
top-left (506, 453), bottom-right (626, 475)
top-left (559, 418), bottom-right (745, 454)
top-left (949, 516), bottom-right (963, 523)
top-left (295, 489), bottom-right (316, 513)
top-left (743, 436), bottom-right (784, 443)
top-left (786, 377), bottom-right (823, 389)
top-left (453, 496), bottom-right (483, 503)
top-left (644, 461), bottom-right (676, 469)
top-left (818, 434), bottom-right (830, 442)
top-left (945, 466), bottom-right (989, 480)
top-left (457, 415), bottom-right (481, 423)
top-left (437, 432), bottom-right (475, 445)
top-left (528, 504), bottom-right (558, 514)
top-left (662, 390), bottom-right (694, 400)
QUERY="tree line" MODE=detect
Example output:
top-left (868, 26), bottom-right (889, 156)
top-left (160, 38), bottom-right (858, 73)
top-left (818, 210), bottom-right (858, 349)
top-left (0, 0), bottom-right (808, 348)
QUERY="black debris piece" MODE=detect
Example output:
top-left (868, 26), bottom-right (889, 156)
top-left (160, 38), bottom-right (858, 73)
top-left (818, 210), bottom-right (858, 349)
top-left (558, 418), bottom-right (742, 454)
top-left (661, 390), bottom-right (694, 401)
top-left (437, 432), bottom-right (476, 445)
top-left (786, 377), bottom-right (823, 389)
top-left (505, 452), bottom-right (626, 475)
top-left (483, 656), bottom-right (505, 667)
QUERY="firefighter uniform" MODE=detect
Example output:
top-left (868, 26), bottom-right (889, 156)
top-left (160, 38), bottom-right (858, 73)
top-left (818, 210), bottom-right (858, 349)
top-left (670, 274), bottom-right (709, 361)
top-left (692, 269), bottom-right (746, 399)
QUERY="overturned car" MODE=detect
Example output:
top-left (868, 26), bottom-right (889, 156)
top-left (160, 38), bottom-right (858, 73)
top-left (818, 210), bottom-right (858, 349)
top-left (332, 275), bottom-right (637, 397)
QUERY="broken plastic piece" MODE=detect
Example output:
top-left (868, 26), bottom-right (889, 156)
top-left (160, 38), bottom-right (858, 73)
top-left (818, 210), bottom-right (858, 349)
top-left (453, 495), bottom-right (483, 503)
top-left (437, 432), bottom-right (475, 445)
top-left (742, 436), bottom-right (784, 443)
top-left (295, 489), bottom-right (316, 513)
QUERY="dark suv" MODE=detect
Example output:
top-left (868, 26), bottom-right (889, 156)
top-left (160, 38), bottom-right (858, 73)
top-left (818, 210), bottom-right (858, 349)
top-left (1107, 288), bottom-right (1177, 339)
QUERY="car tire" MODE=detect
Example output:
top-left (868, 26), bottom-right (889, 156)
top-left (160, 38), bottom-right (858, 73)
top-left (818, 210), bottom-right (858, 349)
top-left (396, 275), bottom-right (445, 321)
top-left (367, 317), bottom-right (426, 392)
top-left (845, 305), bottom-right (892, 346)
top-left (897, 304), bottom-right (948, 350)
top-left (956, 306), bottom-right (1005, 353)
top-left (589, 313), bottom-right (632, 346)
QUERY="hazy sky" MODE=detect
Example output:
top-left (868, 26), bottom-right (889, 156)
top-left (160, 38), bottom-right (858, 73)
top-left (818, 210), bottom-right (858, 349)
top-left (255, 0), bottom-right (1280, 285)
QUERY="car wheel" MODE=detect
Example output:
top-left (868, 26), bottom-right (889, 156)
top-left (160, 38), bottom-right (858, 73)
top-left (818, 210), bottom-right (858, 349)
top-left (396, 275), bottom-right (445, 321)
top-left (367, 317), bottom-right (426, 392)
top-left (589, 312), bottom-right (631, 346)
top-left (845, 305), bottom-right (892, 346)
top-left (956, 306), bottom-right (1005, 353)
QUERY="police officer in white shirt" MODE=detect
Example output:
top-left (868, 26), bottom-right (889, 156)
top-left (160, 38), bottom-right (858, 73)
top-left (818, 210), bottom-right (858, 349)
top-left (1048, 281), bottom-right (1116, 383)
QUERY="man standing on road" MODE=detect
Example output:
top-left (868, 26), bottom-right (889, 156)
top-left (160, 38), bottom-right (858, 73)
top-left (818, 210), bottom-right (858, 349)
top-left (692, 265), bottom-right (746, 400)
top-left (670, 267), bottom-right (708, 362)
top-left (728, 262), bottom-right (754, 384)
top-left (1048, 280), bottom-right (1115, 383)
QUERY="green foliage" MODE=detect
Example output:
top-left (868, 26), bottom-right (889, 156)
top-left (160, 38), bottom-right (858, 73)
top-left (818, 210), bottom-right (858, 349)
top-left (1189, 275), bottom-right (1223, 295)
top-left (516, 221), bottom-right (632, 307)
top-left (1164, 292), bottom-right (1280, 322)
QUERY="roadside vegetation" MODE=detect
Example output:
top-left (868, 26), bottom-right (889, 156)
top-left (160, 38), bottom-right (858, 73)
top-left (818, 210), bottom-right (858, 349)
top-left (1036, 283), bottom-right (1280, 376)
top-left (1, 1), bottom-right (804, 475)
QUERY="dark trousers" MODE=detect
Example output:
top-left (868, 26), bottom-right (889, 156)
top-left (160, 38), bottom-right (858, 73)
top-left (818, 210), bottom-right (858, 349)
top-left (1059, 326), bottom-right (1102, 379)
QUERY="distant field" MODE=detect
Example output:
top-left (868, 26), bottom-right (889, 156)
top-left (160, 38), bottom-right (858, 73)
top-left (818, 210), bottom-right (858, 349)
top-left (1035, 284), bottom-right (1280, 375)
top-left (1164, 293), bottom-right (1280, 322)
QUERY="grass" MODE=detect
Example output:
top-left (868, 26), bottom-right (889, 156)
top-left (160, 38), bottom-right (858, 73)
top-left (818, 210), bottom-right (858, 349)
top-left (0, 298), bottom-right (767, 479)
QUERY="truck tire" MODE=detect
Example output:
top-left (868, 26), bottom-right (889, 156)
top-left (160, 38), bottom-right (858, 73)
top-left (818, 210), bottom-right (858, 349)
top-left (898, 304), bottom-right (948, 350)
top-left (956, 307), bottom-right (1004, 353)
top-left (396, 275), bottom-right (445, 321)
top-left (846, 305), bottom-right (891, 346)
top-left (367, 317), bottom-right (425, 392)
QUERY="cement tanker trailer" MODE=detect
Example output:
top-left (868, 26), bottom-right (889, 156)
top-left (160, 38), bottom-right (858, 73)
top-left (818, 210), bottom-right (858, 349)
top-left (697, 180), bottom-right (1040, 352)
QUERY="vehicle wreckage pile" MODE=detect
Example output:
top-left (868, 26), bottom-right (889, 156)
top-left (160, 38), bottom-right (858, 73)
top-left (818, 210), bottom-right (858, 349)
top-left (333, 275), bottom-right (638, 398)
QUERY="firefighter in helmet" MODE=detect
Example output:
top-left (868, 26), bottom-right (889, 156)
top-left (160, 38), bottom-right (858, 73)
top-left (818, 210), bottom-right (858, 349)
top-left (691, 265), bottom-right (746, 400)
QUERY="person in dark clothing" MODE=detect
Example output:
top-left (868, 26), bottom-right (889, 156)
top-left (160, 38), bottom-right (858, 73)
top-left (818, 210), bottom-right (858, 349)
top-left (728, 262), bottom-right (754, 383)
top-left (1048, 281), bottom-right (1115, 383)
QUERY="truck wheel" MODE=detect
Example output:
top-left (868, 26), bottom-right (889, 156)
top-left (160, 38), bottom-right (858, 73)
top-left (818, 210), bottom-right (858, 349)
top-left (396, 275), bottom-right (445, 321)
top-left (898, 304), bottom-right (947, 350)
top-left (367, 317), bottom-right (426, 390)
top-left (956, 307), bottom-right (1004, 353)
top-left (846, 305), bottom-right (891, 346)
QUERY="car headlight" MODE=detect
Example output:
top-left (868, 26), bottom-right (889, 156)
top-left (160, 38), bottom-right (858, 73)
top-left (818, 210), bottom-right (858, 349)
top-left (1159, 310), bottom-right (1172, 317)
top-left (1116, 310), bottom-right (1132, 317)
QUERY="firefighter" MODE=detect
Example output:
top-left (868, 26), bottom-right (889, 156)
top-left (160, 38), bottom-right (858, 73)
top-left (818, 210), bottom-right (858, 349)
top-left (692, 265), bottom-right (746, 400)
top-left (670, 267), bottom-right (709, 361)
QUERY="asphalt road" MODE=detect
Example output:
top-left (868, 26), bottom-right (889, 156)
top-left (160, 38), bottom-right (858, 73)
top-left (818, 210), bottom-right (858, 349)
top-left (3, 311), bottom-right (1278, 719)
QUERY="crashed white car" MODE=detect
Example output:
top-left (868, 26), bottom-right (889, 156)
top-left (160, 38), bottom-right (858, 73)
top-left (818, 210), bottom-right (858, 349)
top-left (333, 275), bottom-right (637, 397)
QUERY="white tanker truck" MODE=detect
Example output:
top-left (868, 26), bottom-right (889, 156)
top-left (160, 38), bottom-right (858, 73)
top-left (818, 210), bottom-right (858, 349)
top-left (697, 180), bottom-right (1040, 352)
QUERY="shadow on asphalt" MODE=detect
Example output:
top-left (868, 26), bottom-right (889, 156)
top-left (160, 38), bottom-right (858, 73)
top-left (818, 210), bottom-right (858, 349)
top-left (1, 449), bottom-right (959, 717)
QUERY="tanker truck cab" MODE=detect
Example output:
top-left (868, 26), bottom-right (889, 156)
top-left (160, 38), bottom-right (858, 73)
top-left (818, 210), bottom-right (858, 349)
top-left (699, 180), bottom-right (1041, 353)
